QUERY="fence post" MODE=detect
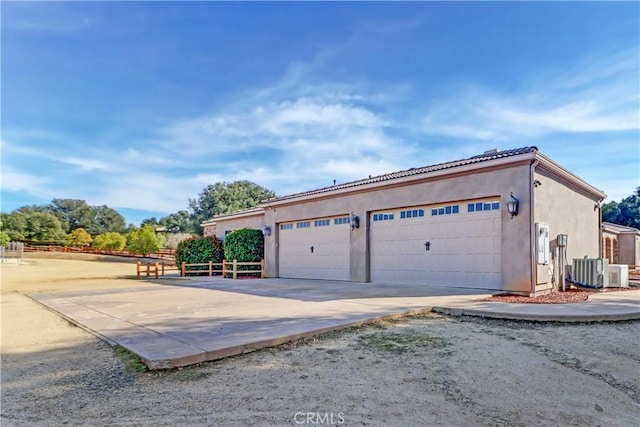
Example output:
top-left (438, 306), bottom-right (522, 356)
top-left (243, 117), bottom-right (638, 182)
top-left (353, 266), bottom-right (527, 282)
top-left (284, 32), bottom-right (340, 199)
top-left (233, 259), bottom-right (238, 279)
top-left (260, 259), bottom-right (265, 278)
top-left (161, 262), bottom-right (165, 276)
top-left (154, 262), bottom-right (159, 279)
top-left (223, 260), bottom-right (227, 278)
top-left (146, 263), bottom-right (150, 277)
top-left (208, 261), bottom-right (213, 277)
top-left (181, 262), bottom-right (186, 277)
top-left (137, 261), bottom-right (141, 279)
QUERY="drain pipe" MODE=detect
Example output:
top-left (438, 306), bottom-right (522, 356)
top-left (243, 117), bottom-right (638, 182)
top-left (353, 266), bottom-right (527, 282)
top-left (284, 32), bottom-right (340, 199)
top-left (529, 159), bottom-right (539, 296)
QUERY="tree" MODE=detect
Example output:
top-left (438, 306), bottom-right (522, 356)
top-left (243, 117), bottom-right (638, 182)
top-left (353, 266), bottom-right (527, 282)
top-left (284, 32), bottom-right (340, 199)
top-left (0, 219), bottom-right (10, 247)
top-left (66, 228), bottom-right (93, 247)
top-left (602, 187), bottom-right (640, 229)
top-left (92, 205), bottom-right (126, 235)
top-left (188, 181), bottom-right (276, 234)
top-left (159, 210), bottom-right (196, 234)
top-left (48, 199), bottom-right (96, 233)
top-left (0, 231), bottom-right (9, 247)
top-left (93, 232), bottom-right (126, 251)
top-left (20, 212), bottom-right (66, 242)
top-left (223, 228), bottom-right (264, 274)
top-left (126, 225), bottom-right (162, 255)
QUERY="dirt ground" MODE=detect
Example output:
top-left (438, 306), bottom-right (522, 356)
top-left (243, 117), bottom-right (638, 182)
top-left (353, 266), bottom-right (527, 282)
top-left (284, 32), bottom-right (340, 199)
top-left (1, 255), bottom-right (639, 426)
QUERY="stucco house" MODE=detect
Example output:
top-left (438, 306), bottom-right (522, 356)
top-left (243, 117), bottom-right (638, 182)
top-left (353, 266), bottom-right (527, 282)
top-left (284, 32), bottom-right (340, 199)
top-left (203, 147), bottom-right (606, 296)
top-left (602, 222), bottom-right (640, 267)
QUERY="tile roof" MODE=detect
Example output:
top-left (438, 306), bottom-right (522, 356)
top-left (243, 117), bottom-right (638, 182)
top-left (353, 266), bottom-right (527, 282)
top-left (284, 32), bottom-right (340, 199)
top-left (264, 146), bottom-right (538, 204)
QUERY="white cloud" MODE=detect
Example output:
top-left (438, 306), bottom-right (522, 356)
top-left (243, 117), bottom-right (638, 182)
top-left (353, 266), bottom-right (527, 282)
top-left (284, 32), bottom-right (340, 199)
top-left (0, 168), bottom-right (54, 198)
top-left (421, 50), bottom-right (639, 140)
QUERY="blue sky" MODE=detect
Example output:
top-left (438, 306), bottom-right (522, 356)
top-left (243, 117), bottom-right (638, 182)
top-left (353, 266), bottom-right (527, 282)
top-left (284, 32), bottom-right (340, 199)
top-left (2, 2), bottom-right (638, 226)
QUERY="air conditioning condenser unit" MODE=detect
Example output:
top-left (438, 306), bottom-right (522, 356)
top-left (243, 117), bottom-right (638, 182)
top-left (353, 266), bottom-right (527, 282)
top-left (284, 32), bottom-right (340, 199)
top-left (608, 264), bottom-right (629, 288)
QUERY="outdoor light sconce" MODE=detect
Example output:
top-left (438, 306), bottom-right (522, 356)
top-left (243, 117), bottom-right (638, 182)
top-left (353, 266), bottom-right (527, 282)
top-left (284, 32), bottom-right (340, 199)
top-left (424, 241), bottom-right (431, 251)
top-left (350, 213), bottom-right (360, 230)
top-left (507, 193), bottom-right (519, 219)
top-left (261, 225), bottom-right (271, 237)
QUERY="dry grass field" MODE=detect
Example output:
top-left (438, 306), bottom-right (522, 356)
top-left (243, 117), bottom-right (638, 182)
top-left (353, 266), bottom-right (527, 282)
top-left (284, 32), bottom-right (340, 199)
top-left (1, 254), bottom-right (639, 426)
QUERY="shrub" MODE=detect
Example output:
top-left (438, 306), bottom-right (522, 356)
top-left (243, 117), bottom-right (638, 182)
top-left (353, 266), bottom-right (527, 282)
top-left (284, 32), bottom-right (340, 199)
top-left (0, 231), bottom-right (10, 247)
top-left (223, 228), bottom-right (264, 274)
top-left (126, 225), bottom-right (161, 255)
top-left (176, 236), bottom-right (224, 275)
top-left (66, 228), bottom-right (93, 247)
top-left (93, 232), bottom-right (126, 251)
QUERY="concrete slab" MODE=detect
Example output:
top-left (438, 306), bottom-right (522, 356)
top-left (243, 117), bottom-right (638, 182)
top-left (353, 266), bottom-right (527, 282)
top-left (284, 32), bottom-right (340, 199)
top-left (29, 279), bottom-right (488, 369)
top-left (433, 289), bottom-right (640, 322)
top-left (29, 278), bottom-right (640, 369)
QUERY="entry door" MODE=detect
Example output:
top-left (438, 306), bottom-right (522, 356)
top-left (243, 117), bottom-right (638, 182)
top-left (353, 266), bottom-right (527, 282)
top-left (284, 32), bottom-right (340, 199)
top-left (369, 201), bottom-right (502, 289)
top-left (278, 216), bottom-right (350, 280)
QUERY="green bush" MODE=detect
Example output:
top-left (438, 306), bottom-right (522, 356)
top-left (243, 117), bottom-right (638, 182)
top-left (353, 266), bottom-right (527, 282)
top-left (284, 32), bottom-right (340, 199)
top-left (126, 224), bottom-right (161, 255)
top-left (66, 228), bottom-right (93, 247)
top-left (223, 228), bottom-right (264, 274)
top-left (176, 236), bottom-right (224, 275)
top-left (93, 232), bottom-right (126, 250)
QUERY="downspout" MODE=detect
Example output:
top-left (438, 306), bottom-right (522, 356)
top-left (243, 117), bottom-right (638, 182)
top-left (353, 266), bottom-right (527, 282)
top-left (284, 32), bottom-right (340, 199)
top-left (597, 198), bottom-right (604, 258)
top-left (529, 159), bottom-right (539, 296)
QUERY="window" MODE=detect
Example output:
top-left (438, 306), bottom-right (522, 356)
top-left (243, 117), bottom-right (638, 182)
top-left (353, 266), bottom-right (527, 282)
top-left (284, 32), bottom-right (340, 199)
top-left (334, 217), bottom-right (350, 225)
top-left (280, 223), bottom-right (293, 230)
top-left (314, 219), bottom-right (330, 227)
top-left (400, 209), bottom-right (424, 219)
top-left (468, 200), bottom-right (500, 213)
top-left (432, 205), bottom-right (459, 216)
top-left (296, 221), bottom-right (311, 229)
top-left (373, 213), bottom-right (394, 222)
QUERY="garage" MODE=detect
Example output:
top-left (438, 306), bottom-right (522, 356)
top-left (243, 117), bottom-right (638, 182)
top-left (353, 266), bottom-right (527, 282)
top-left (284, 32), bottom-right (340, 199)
top-left (278, 215), bottom-right (351, 280)
top-left (369, 199), bottom-right (502, 289)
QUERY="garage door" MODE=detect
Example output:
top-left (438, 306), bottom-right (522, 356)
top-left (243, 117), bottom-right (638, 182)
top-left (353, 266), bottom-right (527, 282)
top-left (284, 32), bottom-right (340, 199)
top-left (278, 216), bottom-right (351, 280)
top-left (370, 200), bottom-right (502, 289)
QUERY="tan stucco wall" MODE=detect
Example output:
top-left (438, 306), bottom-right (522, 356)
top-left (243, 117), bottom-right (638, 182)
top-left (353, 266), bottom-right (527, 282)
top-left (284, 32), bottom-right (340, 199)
top-left (533, 169), bottom-right (601, 286)
top-left (214, 215), bottom-right (266, 240)
top-left (618, 233), bottom-right (640, 266)
top-left (261, 163), bottom-right (533, 292)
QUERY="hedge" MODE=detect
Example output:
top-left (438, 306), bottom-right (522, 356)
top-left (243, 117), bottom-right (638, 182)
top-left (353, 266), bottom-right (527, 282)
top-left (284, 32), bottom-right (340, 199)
top-left (223, 228), bottom-right (264, 274)
top-left (176, 236), bottom-right (224, 275)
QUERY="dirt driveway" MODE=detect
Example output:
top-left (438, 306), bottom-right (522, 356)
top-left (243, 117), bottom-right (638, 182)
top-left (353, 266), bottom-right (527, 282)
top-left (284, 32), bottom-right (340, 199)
top-left (1, 255), bottom-right (639, 426)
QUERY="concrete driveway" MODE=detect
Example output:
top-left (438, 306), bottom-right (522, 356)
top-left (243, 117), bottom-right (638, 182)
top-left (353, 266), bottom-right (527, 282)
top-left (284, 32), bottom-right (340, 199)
top-left (30, 277), bottom-right (489, 369)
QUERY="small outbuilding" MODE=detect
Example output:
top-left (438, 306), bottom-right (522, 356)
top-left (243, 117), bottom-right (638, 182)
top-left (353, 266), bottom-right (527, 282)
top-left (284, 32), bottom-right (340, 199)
top-left (602, 222), bottom-right (640, 267)
top-left (203, 147), bottom-right (606, 296)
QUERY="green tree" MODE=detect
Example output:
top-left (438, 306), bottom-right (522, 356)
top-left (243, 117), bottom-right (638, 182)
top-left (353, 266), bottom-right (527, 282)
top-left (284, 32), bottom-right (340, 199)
top-left (93, 232), bottom-right (126, 250)
top-left (0, 219), bottom-right (10, 246)
top-left (602, 187), bottom-right (640, 229)
top-left (188, 181), bottom-right (276, 234)
top-left (159, 210), bottom-right (196, 233)
top-left (66, 228), bottom-right (93, 247)
top-left (22, 212), bottom-right (66, 242)
top-left (0, 231), bottom-right (10, 247)
top-left (126, 225), bottom-right (161, 255)
top-left (47, 199), bottom-right (126, 235)
top-left (91, 205), bottom-right (126, 235)
top-left (0, 212), bottom-right (27, 241)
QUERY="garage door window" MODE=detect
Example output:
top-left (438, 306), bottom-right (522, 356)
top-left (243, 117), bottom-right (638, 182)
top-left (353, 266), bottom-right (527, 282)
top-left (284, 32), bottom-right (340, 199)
top-left (468, 201), bottom-right (500, 212)
top-left (280, 223), bottom-right (293, 230)
top-left (431, 205), bottom-right (459, 216)
top-left (400, 209), bottom-right (425, 219)
top-left (296, 221), bottom-right (311, 228)
top-left (334, 217), bottom-right (350, 225)
top-left (373, 213), bottom-right (395, 222)
top-left (314, 219), bottom-right (330, 227)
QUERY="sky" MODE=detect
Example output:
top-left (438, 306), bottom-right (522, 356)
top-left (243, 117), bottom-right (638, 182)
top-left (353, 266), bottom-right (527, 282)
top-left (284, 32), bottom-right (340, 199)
top-left (2, 2), bottom-right (638, 226)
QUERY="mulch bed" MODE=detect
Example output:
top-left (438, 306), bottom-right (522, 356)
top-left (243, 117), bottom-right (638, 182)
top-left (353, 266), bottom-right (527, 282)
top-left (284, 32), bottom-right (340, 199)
top-left (485, 287), bottom-right (637, 304)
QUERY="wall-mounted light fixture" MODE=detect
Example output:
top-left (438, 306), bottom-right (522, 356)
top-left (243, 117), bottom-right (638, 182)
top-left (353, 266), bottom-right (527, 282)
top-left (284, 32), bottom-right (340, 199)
top-left (350, 213), bottom-right (360, 230)
top-left (507, 193), bottom-right (519, 219)
top-left (261, 225), bottom-right (271, 237)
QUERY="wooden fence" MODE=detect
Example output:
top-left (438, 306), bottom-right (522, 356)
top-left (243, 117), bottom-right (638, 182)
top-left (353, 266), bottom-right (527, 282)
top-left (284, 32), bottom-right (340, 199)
top-left (136, 261), bottom-right (179, 279)
top-left (24, 245), bottom-right (175, 261)
top-left (180, 259), bottom-right (265, 279)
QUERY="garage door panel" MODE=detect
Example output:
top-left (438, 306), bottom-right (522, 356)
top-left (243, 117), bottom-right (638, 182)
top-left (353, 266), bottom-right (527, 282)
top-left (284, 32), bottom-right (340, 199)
top-left (370, 200), bottom-right (502, 289)
top-left (279, 218), bottom-right (350, 281)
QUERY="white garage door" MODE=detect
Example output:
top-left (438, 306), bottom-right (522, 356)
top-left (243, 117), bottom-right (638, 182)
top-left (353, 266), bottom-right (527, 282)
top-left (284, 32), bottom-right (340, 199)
top-left (370, 200), bottom-right (502, 289)
top-left (278, 216), bottom-right (351, 280)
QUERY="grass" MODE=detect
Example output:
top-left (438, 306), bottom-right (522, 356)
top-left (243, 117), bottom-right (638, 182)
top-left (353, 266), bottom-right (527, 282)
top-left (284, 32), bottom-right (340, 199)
top-left (113, 345), bottom-right (149, 373)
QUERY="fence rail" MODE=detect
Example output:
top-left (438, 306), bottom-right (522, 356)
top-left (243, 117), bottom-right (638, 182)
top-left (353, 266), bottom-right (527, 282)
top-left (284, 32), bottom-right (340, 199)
top-left (23, 245), bottom-right (175, 261)
top-left (180, 259), bottom-right (265, 279)
top-left (136, 261), bottom-right (178, 279)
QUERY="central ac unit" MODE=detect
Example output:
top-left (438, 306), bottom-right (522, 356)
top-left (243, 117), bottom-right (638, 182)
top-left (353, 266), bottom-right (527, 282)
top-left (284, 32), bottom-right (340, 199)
top-left (608, 264), bottom-right (629, 287)
top-left (573, 258), bottom-right (609, 288)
